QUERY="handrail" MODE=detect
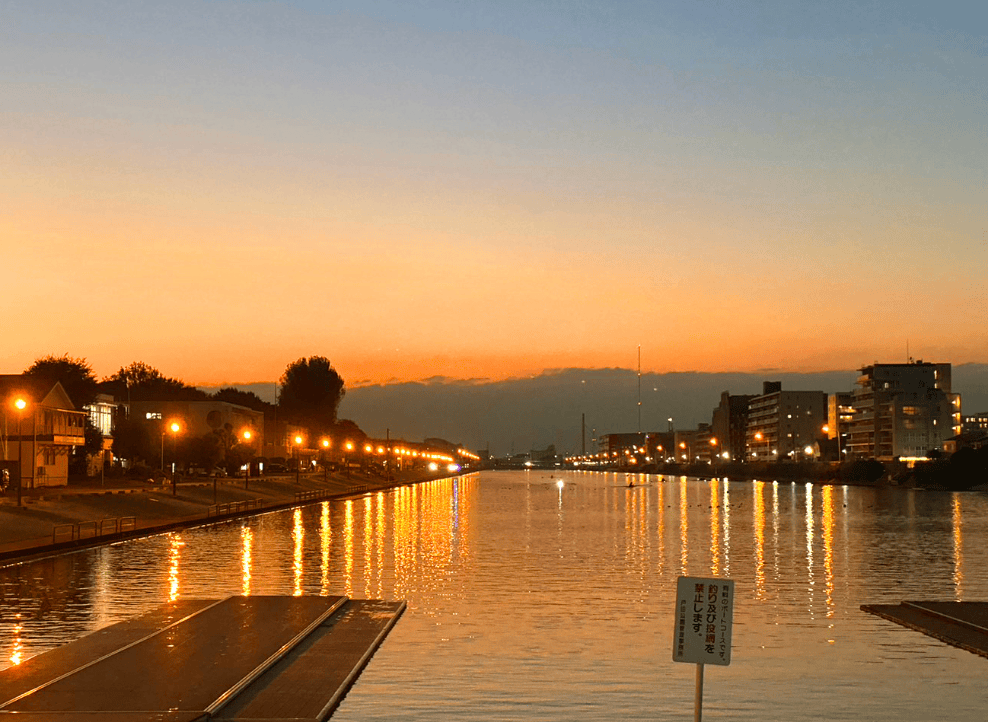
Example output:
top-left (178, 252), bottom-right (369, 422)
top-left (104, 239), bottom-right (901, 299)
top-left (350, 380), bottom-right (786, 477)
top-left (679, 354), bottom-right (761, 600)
top-left (206, 498), bottom-right (265, 518)
top-left (52, 516), bottom-right (138, 544)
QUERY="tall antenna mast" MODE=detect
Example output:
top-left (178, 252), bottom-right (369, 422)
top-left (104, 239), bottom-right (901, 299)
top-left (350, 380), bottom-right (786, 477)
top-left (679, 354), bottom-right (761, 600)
top-left (637, 345), bottom-right (642, 433)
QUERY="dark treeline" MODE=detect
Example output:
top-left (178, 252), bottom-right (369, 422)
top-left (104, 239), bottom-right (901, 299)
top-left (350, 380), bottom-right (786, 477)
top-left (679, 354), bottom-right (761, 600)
top-left (19, 354), bottom-right (359, 477)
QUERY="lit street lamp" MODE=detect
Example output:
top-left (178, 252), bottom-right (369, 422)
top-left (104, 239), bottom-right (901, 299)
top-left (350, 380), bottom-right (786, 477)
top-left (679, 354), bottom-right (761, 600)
top-left (166, 422), bottom-right (181, 495)
top-left (242, 429), bottom-right (253, 489)
top-left (321, 438), bottom-right (330, 483)
top-left (14, 397), bottom-right (28, 507)
top-left (294, 435), bottom-right (303, 484)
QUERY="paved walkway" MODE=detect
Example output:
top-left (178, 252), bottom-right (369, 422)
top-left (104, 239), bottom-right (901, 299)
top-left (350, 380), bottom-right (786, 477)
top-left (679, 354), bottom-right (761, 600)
top-left (0, 468), bottom-right (455, 562)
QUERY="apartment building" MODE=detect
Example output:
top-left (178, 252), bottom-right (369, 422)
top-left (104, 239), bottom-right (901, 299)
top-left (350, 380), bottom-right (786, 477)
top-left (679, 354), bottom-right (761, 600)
top-left (846, 362), bottom-right (961, 461)
top-left (745, 382), bottom-right (828, 460)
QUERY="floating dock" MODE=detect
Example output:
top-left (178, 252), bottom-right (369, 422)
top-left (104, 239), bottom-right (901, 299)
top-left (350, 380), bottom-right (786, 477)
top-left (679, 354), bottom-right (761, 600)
top-left (861, 601), bottom-right (988, 659)
top-left (0, 595), bottom-right (405, 721)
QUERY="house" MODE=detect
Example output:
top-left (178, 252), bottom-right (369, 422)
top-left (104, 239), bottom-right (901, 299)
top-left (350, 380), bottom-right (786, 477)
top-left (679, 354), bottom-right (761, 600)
top-left (0, 375), bottom-right (87, 487)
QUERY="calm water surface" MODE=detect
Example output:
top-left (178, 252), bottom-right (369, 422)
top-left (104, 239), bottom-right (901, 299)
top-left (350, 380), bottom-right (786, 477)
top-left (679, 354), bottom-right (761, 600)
top-left (1, 471), bottom-right (986, 720)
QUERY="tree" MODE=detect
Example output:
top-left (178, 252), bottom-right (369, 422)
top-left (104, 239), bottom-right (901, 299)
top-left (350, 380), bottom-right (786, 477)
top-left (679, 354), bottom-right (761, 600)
top-left (333, 419), bottom-right (367, 445)
top-left (23, 354), bottom-right (100, 408)
top-left (70, 419), bottom-right (105, 476)
top-left (212, 387), bottom-right (273, 413)
top-left (278, 357), bottom-right (345, 435)
top-left (106, 362), bottom-right (208, 402)
top-left (112, 416), bottom-right (156, 466)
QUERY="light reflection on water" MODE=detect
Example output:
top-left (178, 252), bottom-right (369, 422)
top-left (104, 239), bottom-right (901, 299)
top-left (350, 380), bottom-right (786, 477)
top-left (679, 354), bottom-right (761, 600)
top-left (0, 471), bottom-right (986, 720)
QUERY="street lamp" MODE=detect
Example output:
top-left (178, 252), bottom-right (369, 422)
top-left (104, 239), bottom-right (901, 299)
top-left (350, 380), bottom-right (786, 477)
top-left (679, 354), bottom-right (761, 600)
top-left (166, 422), bottom-right (181, 495)
top-left (294, 435), bottom-right (303, 484)
top-left (321, 438), bottom-right (330, 482)
top-left (14, 397), bottom-right (28, 507)
top-left (242, 430), bottom-right (253, 489)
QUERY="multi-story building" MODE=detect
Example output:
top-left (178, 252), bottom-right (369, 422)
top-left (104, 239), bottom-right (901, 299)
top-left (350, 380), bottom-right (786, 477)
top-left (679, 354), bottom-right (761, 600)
top-left (745, 382), bottom-right (828, 461)
top-left (963, 412), bottom-right (988, 434)
top-left (0, 376), bottom-right (87, 487)
top-left (84, 392), bottom-right (128, 474)
top-left (846, 362), bottom-right (961, 461)
top-left (827, 392), bottom-right (855, 460)
top-left (711, 392), bottom-right (755, 461)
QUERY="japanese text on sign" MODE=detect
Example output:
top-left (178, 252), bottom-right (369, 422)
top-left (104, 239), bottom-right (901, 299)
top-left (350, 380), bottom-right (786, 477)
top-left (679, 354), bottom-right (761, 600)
top-left (673, 576), bottom-right (734, 666)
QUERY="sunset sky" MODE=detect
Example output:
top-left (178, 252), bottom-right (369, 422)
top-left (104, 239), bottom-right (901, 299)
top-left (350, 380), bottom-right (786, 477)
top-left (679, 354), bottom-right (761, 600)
top-left (3, 1), bottom-right (985, 387)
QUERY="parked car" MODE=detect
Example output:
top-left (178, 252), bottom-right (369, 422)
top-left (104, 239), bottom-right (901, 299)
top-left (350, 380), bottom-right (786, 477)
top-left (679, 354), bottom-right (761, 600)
top-left (266, 463), bottom-right (288, 474)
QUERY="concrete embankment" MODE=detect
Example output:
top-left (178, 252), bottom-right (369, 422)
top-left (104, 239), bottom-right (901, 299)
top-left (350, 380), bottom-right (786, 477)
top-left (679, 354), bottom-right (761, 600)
top-left (0, 469), bottom-right (462, 566)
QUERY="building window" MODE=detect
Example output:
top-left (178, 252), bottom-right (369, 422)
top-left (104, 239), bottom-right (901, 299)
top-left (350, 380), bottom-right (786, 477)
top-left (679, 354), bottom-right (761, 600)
top-left (146, 412), bottom-right (162, 420)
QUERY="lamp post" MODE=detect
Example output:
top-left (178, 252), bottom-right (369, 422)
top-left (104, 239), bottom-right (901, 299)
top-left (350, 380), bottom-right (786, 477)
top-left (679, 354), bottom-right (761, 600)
top-left (243, 430), bottom-right (253, 490)
top-left (14, 398), bottom-right (28, 507)
top-left (294, 435), bottom-right (303, 484)
top-left (344, 441), bottom-right (353, 479)
top-left (168, 422), bottom-right (180, 495)
top-left (321, 438), bottom-right (330, 483)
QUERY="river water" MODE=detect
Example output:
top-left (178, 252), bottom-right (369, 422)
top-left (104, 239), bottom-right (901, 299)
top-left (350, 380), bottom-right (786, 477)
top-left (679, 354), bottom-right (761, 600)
top-left (0, 470), bottom-right (986, 720)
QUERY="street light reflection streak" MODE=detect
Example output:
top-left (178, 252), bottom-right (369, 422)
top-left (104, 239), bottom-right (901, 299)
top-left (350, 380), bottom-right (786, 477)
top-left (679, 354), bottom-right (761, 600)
top-left (679, 477), bottom-right (689, 576)
top-left (241, 526), bottom-right (253, 597)
top-left (393, 488), bottom-right (409, 598)
top-left (753, 480), bottom-right (765, 600)
top-left (376, 492), bottom-right (386, 600)
top-left (710, 477), bottom-right (720, 577)
top-left (344, 500), bottom-right (354, 598)
top-left (9, 621), bottom-right (22, 666)
top-left (953, 495), bottom-right (964, 601)
top-left (656, 480), bottom-right (665, 577)
top-left (292, 508), bottom-right (303, 597)
top-left (364, 495), bottom-right (373, 599)
top-left (822, 485), bottom-right (835, 618)
top-left (168, 534), bottom-right (183, 602)
top-left (722, 479), bottom-right (731, 578)
top-left (805, 483), bottom-right (815, 617)
top-left (320, 502), bottom-right (331, 596)
top-left (772, 482), bottom-right (780, 584)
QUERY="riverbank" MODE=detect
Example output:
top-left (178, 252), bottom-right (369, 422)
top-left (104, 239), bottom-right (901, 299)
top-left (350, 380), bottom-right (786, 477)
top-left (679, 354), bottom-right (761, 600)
top-left (0, 468), bottom-right (464, 566)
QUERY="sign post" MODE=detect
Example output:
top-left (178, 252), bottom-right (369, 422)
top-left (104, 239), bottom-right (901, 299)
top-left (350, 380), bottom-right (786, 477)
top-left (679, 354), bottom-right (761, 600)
top-left (673, 576), bottom-right (735, 722)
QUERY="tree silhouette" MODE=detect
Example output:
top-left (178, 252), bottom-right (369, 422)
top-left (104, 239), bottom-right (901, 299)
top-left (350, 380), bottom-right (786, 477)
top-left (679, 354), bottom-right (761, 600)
top-left (106, 361), bottom-right (208, 402)
top-left (278, 356), bottom-right (345, 435)
top-left (23, 354), bottom-right (100, 408)
top-left (212, 387), bottom-right (273, 413)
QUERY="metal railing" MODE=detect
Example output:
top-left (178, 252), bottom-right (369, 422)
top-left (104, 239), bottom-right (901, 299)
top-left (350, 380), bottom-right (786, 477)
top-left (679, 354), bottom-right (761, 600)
top-left (52, 516), bottom-right (136, 545)
top-left (293, 485), bottom-right (368, 504)
top-left (206, 499), bottom-right (266, 518)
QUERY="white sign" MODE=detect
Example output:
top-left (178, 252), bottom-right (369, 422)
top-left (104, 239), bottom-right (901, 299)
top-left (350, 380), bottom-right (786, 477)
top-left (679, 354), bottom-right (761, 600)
top-left (673, 576), bottom-right (734, 666)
